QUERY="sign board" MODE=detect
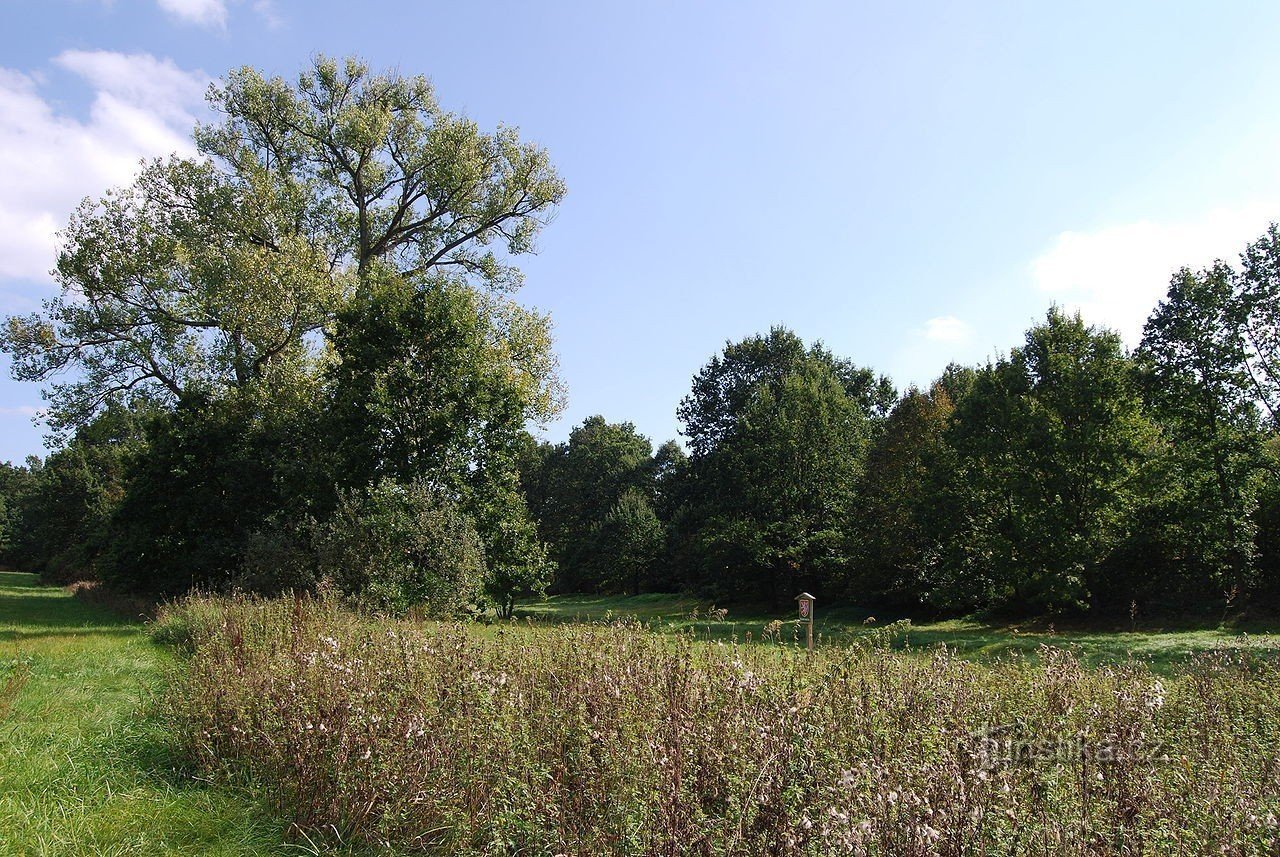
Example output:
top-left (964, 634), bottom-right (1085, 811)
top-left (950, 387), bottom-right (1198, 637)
top-left (795, 592), bottom-right (815, 651)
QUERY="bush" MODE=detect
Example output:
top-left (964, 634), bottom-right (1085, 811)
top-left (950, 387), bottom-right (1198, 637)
top-left (238, 523), bottom-right (320, 596)
top-left (163, 594), bottom-right (1280, 855)
top-left (314, 479), bottom-right (486, 615)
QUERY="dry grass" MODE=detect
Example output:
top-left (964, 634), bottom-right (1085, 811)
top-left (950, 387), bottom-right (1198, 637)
top-left (157, 593), bottom-right (1280, 855)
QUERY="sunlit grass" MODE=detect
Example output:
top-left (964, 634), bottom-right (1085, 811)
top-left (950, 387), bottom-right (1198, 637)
top-left (517, 592), bottom-right (1280, 671)
top-left (0, 571), bottom-right (288, 855)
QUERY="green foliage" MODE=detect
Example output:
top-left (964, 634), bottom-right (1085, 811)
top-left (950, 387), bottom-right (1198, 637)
top-left (672, 331), bottom-right (877, 605)
top-left (0, 57), bottom-right (566, 436)
top-left (676, 326), bottom-right (892, 457)
top-left (1137, 263), bottom-right (1266, 598)
top-left (473, 481), bottom-right (553, 619)
top-left (853, 383), bottom-right (958, 606)
top-left (314, 479), bottom-right (486, 616)
top-left (200, 55), bottom-right (566, 286)
top-left (584, 489), bottom-right (665, 595)
top-left (1239, 225), bottom-right (1280, 426)
top-left (943, 309), bottom-right (1161, 612)
top-left (99, 378), bottom-right (326, 595)
top-left (520, 415), bottom-right (659, 592)
top-left (328, 272), bottom-right (561, 493)
top-left (0, 403), bottom-right (150, 583)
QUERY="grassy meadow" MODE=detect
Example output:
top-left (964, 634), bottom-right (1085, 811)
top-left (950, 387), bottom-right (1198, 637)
top-left (517, 592), bottom-right (1280, 671)
top-left (0, 571), bottom-right (293, 856)
top-left (5, 572), bottom-right (1280, 854)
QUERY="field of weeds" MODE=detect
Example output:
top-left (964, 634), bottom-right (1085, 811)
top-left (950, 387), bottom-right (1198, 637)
top-left (160, 594), bottom-right (1280, 856)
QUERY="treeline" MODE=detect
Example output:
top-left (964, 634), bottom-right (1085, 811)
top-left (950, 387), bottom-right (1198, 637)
top-left (2, 56), bottom-right (1278, 619)
top-left (520, 249), bottom-right (1280, 617)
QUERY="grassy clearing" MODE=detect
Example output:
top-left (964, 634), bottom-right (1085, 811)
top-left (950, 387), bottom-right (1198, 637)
top-left (0, 571), bottom-right (289, 856)
top-left (517, 592), bottom-right (1280, 670)
top-left (165, 592), bottom-right (1280, 855)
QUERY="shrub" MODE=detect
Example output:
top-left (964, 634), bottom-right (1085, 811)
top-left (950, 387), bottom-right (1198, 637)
top-left (314, 479), bottom-right (486, 615)
top-left (238, 522), bottom-right (320, 596)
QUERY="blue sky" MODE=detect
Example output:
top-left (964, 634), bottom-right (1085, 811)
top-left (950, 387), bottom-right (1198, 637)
top-left (5, 1), bottom-right (1280, 461)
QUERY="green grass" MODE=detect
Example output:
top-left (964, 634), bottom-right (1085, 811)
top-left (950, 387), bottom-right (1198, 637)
top-left (4, 571), bottom-right (1276, 854)
top-left (516, 591), bottom-right (1280, 671)
top-left (0, 571), bottom-right (289, 856)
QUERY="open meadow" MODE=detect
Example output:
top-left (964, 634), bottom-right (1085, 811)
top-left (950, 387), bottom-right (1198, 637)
top-left (5, 573), bottom-right (1280, 854)
top-left (518, 593), bottom-right (1280, 672)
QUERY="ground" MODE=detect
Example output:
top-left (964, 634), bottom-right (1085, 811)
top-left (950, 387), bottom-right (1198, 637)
top-left (0, 570), bottom-right (283, 856)
top-left (3, 572), bottom-right (1278, 855)
top-left (517, 592), bottom-right (1280, 671)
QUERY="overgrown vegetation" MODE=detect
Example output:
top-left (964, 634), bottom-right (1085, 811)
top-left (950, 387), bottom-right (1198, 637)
top-left (162, 593), bottom-right (1280, 855)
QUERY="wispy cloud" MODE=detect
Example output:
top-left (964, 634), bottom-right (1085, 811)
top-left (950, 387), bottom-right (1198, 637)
top-left (152, 0), bottom-right (283, 29)
top-left (156, 0), bottom-right (227, 28)
top-left (0, 51), bottom-right (209, 286)
top-left (1030, 203), bottom-right (1280, 344)
top-left (921, 315), bottom-right (973, 345)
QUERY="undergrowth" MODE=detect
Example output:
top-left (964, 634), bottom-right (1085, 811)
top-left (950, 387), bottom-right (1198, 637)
top-left (159, 593), bottom-right (1280, 855)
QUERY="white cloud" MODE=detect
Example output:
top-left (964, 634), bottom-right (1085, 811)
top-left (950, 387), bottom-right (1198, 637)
top-left (1031, 203), bottom-right (1280, 344)
top-left (0, 52), bottom-right (209, 284)
top-left (152, 0), bottom-right (283, 29)
top-left (54, 50), bottom-right (208, 123)
top-left (156, 0), bottom-right (227, 28)
top-left (251, 0), bottom-right (284, 28)
top-left (921, 315), bottom-right (973, 345)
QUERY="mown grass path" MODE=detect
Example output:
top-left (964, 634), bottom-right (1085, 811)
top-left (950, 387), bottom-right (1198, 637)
top-left (0, 571), bottom-right (281, 856)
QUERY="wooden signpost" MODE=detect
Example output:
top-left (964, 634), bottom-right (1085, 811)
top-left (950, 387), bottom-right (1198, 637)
top-left (796, 592), bottom-right (815, 651)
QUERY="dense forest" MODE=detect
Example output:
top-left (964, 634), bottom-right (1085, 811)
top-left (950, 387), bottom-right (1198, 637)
top-left (2, 57), bottom-right (1278, 619)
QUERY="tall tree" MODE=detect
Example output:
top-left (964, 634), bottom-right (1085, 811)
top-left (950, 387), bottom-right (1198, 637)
top-left (326, 273), bottom-right (559, 601)
top-left (520, 416), bottom-right (655, 592)
top-left (584, 490), bottom-right (665, 596)
top-left (2, 56), bottom-right (565, 437)
top-left (678, 344), bottom-right (871, 605)
top-left (1237, 224), bottom-right (1280, 427)
top-left (853, 383), bottom-right (958, 607)
top-left (677, 327), bottom-right (893, 457)
top-left (944, 310), bottom-right (1158, 612)
top-left (1138, 264), bottom-right (1265, 597)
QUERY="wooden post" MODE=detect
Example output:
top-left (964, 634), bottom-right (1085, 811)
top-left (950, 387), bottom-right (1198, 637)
top-left (796, 592), bottom-right (815, 652)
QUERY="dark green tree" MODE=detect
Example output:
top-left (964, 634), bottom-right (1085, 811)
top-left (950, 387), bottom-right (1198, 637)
top-left (681, 351), bottom-right (870, 605)
top-left (677, 327), bottom-right (893, 457)
top-left (3, 403), bottom-right (151, 582)
top-left (853, 383), bottom-right (958, 607)
top-left (519, 416), bottom-right (656, 592)
top-left (584, 490), bottom-right (665, 596)
top-left (1137, 263), bottom-right (1266, 599)
top-left (315, 478), bottom-right (487, 615)
top-left (944, 309), bottom-right (1159, 612)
